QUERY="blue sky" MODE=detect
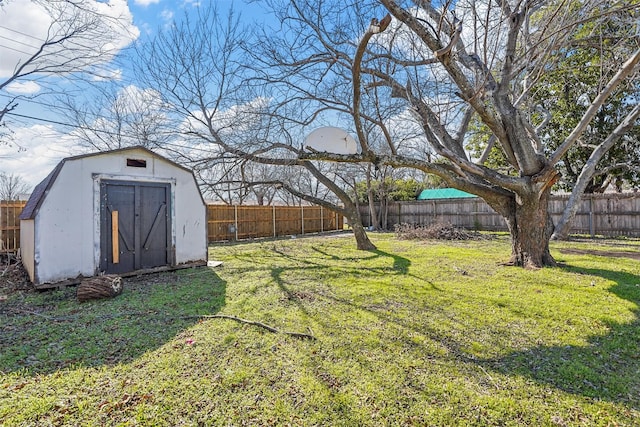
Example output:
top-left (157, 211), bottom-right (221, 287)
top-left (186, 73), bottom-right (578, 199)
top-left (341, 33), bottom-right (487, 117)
top-left (0, 0), bottom-right (269, 190)
top-left (130, 0), bottom-right (268, 39)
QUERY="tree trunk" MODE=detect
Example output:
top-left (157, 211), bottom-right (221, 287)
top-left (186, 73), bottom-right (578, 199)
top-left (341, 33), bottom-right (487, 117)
top-left (345, 208), bottom-right (376, 250)
top-left (489, 189), bottom-right (556, 268)
top-left (366, 166), bottom-right (380, 230)
top-left (382, 197), bottom-right (389, 230)
top-left (367, 194), bottom-right (379, 230)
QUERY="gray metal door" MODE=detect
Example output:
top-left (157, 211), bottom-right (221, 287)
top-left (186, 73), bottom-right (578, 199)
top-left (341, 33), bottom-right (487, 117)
top-left (100, 181), bottom-right (171, 274)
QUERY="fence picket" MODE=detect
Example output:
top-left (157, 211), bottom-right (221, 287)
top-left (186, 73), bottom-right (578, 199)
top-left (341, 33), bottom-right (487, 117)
top-left (1, 200), bottom-right (27, 253)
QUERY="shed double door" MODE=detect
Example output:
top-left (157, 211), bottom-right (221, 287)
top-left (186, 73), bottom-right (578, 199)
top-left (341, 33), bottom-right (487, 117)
top-left (100, 181), bottom-right (171, 274)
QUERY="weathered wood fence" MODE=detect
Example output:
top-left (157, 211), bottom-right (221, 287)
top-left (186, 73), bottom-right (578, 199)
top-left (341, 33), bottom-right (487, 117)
top-left (0, 200), bottom-right (26, 253)
top-left (359, 192), bottom-right (640, 238)
top-left (1, 201), bottom-right (344, 250)
top-left (207, 205), bottom-right (343, 242)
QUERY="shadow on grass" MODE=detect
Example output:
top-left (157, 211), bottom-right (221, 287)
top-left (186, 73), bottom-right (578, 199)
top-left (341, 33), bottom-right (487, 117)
top-left (481, 266), bottom-right (640, 409)
top-left (267, 239), bottom-right (640, 409)
top-left (372, 249), bottom-right (411, 274)
top-left (0, 267), bottom-right (226, 376)
top-left (261, 247), bottom-right (419, 341)
top-left (266, 248), bottom-right (411, 316)
top-left (312, 246), bottom-right (411, 273)
top-left (270, 245), bottom-right (412, 277)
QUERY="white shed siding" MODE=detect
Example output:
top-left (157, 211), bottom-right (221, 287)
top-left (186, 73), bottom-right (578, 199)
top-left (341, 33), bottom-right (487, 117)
top-left (174, 171), bottom-right (207, 264)
top-left (20, 220), bottom-right (35, 282)
top-left (35, 158), bottom-right (94, 283)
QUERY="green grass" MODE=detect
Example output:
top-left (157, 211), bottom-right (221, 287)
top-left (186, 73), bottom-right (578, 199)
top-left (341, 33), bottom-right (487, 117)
top-left (1, 233), bottom-right (639, 426)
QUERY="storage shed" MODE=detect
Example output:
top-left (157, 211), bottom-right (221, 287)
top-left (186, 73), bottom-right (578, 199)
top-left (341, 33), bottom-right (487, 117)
top-left (19, 146), bottom-right (207, 287)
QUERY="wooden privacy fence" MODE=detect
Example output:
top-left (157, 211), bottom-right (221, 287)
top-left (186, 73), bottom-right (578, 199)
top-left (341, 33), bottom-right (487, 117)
top-left (1, 200), bottom-right (26, 253)
top-left (549, 193), bottom-right (640, 237)
top-left (1, 201), bottom-right (343, 251)
top-left (359, 192), bottom-right (640, 238)
top-left (207, 205), bottom-right (344, 242)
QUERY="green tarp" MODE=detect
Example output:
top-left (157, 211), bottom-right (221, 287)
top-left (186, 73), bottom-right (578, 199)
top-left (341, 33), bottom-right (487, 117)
top-left (417, 188), bottom-right (476, 200)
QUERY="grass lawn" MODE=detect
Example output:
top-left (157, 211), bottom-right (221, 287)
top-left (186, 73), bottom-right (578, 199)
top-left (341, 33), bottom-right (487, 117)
top-left (1, 233), bottom-right (639, 426)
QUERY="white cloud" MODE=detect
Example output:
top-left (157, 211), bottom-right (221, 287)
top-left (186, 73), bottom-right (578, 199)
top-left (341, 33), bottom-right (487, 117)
top-left (92, 68), bottom-right (123, 82)
top-left (135, 0), bottom-right (161, 6)
top-left (175, 97), bottom-right (272, 160)
top-left (0, 0), bottom-right (51, 79)
top-left (118, 84), bottom-right (166, 114)
top-left (140, 22), bottom-right (154, 36)
top-left (577, 93), bottom-right (591, 107)
top-left (86, 0), bottom-right (142, 54)
top-left (455, 0), bottom-right (507, 68)
top-left (0, 125), bottom-right (82, 190)
top-left (181, 97), bottom-right (270, 136)
top-left (386, 108), bottom-right (431, 158)
top-left (5, 81), bottom-right (41, 95)
top-left (0, 0), bottom-right (140, 80)
top-left (160, 9), bottom-right (174, 24)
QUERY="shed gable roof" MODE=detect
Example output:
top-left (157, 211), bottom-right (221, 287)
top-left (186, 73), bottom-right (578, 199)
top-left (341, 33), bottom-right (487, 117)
top-left (19, 163), bottom-right (63, 220)
top-left (19, 146), bottom-right (198, 220)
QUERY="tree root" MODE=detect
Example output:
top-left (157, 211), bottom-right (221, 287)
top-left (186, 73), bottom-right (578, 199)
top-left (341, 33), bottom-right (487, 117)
top-left (184, 314), bottom-right (317, 340)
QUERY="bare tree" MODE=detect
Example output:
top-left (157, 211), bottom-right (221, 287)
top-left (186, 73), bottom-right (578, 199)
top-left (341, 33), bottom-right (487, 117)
top-left (196, 157), bottom-right (255, 205)
top-left (0, 0), bottom-right (138, 143)
top-left (255, 0), bottom-right (640, 267)
top-left (0, 172), bottom-right (30, 200)
top-left (135, 3), bottom-right (377, 249)
top-left (61, 83), bottom-right (172, 152)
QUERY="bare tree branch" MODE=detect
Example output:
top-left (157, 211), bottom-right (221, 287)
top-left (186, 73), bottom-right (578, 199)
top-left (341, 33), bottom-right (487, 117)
top-left (550, 48), bottom-right (640, 165)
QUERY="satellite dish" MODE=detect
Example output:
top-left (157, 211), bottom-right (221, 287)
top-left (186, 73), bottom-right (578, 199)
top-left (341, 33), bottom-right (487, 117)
top-left (304, 127), bottom-right (358, 155)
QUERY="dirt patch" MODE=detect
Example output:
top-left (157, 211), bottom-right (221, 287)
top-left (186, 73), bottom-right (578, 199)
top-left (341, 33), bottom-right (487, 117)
top-left (0, 261), bottom-right (33, 299)
top-left (558, 248), bottom-right (640, 261)
top-left (0, 261), bottom-right (183, 303)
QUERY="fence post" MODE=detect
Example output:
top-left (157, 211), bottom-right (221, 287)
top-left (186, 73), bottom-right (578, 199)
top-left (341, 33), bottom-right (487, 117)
top-left (432, 200), bottom-right (437, 223)
top-left (1, 200), bottom-right (4, 254)
top-left (234, 205), bottom-right (239, 241)
top-left (301, 204), bottom-right (305, 235)
top-left (273, 205), bottom-right (276, 237)
top-left (320, 206), bottom-right (324, 232)
top-left (589, 196), bottom-right (594, 238)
